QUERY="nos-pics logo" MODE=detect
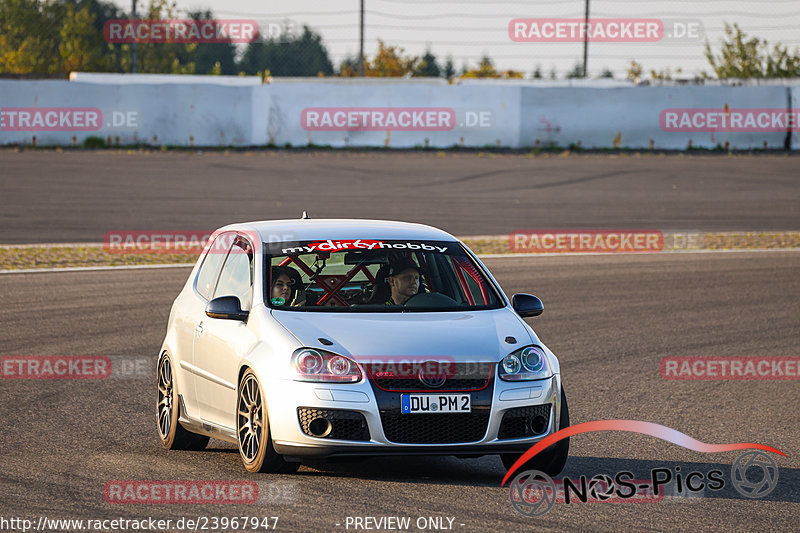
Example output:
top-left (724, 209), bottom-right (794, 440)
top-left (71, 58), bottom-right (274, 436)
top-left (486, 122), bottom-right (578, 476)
top-left (502, 420), bottom-right (784, 517)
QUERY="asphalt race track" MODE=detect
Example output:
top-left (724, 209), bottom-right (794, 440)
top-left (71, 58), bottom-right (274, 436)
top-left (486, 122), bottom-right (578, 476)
top-left (1, 252), bottom-right (798, 532)
top-left (0, 150), bottom-right (799, 243)
top-left (0, 151), bottom-right (798, 532)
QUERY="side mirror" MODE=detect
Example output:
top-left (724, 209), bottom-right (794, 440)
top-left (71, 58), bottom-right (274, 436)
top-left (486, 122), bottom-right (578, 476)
top-left (512, 293), bottom-right (544, 318)
top-left (206, 296), bottom-right (249, 321)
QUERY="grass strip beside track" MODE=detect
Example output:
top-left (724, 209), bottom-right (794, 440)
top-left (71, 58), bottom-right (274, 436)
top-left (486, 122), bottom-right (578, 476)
top-left (1, 232), bottom-right (799, 270)
top-left (463, 232), bottom-right (800, 255)
top-left (0, 245), bottom-right (197, 270)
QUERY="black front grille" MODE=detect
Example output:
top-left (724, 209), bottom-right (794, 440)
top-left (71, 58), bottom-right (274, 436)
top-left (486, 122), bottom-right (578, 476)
top-left (379, 412), bottom-right (490, 444)
top-left (297, 408), bottom-right (370, 441)
top-left (497, 404), bottom-right (551, 440)
top-left (368, 362), bottom-right (494, 392)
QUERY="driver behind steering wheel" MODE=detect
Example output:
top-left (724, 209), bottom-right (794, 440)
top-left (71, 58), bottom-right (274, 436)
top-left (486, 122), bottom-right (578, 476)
top-left (385, 259), bottom-right (421, 306)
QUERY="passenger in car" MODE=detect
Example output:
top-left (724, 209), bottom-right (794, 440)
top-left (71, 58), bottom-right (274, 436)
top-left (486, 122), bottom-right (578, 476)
top-left (270, 266), bottom-right (306, 306)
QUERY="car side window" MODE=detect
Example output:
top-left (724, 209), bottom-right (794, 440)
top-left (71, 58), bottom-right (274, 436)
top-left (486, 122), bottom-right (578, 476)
top-left (195, 234), bottom-right (231, 301)
top-left (213, 238), bottom-right (254, 311)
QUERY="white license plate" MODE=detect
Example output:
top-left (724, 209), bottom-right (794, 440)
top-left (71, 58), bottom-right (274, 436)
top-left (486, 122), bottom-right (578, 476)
top-left (401, 394), bottom-right (471, 414)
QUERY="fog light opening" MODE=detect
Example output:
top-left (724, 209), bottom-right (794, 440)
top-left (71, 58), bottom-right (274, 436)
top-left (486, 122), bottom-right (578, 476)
top-left (528, 415), bottom-right (548, 435)
top-left (308, 417), bottom-right (333, 438)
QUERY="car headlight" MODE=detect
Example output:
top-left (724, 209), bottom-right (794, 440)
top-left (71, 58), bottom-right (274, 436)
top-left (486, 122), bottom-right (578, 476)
top-left (291, 348), bottom-right (362, 383)
top-left (502, 354), bottom-right (521, 374)
top-left (498, 346), bottom-right (550, 381)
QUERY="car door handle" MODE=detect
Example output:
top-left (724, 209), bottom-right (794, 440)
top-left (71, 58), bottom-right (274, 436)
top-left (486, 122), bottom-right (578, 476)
top-left (195, 323), bottom-right (204, 335)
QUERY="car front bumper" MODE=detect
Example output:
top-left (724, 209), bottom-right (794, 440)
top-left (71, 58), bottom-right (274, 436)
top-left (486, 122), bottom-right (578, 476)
top-left (266, 372), bottom-right (563, 459)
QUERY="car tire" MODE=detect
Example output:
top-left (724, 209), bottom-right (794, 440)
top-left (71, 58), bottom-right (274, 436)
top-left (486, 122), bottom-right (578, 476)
top-left (501, 387), bottom-right (570, 477)
top-left (237, 369), bottom-right (300, 474)
top-left (157, 353), bottom-right (210, 451)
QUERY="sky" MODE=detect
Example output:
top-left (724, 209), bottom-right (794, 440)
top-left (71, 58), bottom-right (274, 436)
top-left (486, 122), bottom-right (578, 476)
top-left (109, 0), bottom-right (800, 78)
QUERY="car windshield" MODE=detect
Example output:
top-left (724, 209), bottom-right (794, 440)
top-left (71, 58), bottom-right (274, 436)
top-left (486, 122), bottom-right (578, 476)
top-left (264, 239), bottom-right (503, 312)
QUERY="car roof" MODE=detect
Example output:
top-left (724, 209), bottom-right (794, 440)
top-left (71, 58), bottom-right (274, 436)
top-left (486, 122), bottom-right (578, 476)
top-left (217, 218), bottom-right (459, 243)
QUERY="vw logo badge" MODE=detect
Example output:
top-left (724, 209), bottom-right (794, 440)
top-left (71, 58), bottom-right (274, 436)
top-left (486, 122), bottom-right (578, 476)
top-left (418, 362), bottom-right (447, 388)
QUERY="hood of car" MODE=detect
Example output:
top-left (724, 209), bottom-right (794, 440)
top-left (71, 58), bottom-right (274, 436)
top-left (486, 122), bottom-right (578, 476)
top-left (270, 307), bottom-right (536, 361)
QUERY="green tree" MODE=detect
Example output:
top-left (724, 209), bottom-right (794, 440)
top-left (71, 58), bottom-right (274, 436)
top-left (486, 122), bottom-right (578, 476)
top-left (0, 0), bottom-right (269, 75)
top-left (239, 25), bottom-right (333, 77)
top-left (67, 0), bottom-right (123, 34)
top-left (565, 62), bottom-right (583, 79)
top-left (337, 55), bottom-right (359, 76)
top-left (71, 0), bottom-right (126, 72)
top-left (59, 2), bottom-right (110, 72)
top-left (129, 0), bottom-right (195, 74)
top-left (0, 0), bottom-right (64, 73)
top-left (598, 67), bottom-right (614, 79)
top-left (705, 22), bottom-right (800, 78)
top-left (463, 56), bottom-right (496, 78)
top-left (337, 40), bottom-right (419, 77)
top-left (415, 49), bottom-right (440, 77)
top-left (443, 56), bottom-right (454, 79)
top-left (187, 9), bottom-right (236, 75)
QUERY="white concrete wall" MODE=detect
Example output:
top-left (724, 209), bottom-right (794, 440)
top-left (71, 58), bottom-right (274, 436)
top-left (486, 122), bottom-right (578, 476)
top-left (266, 79), bottom-right (521, 148)
top-left (0, 77), bottom-right (795, 150)
top-left (519, 85), bottom-right (790, 150)
top-left (790, 85), bottom-right (800, 151)
top-left (0, 79), bottom-right (259, 146)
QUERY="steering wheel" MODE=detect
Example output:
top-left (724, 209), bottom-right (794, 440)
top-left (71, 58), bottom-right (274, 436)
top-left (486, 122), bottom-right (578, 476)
top-left (404, 292), bottom-right (459, 308)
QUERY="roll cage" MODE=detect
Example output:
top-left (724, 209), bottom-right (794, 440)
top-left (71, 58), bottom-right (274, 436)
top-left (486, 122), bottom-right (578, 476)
top-left (266, 247), bottom-right (496, 308)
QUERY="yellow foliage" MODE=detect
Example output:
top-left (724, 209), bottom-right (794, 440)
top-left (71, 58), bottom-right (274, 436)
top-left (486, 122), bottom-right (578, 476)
top-left (365, 40), bottom-right (419, 77)
top-left (461, 57), bottom-right (522, 79)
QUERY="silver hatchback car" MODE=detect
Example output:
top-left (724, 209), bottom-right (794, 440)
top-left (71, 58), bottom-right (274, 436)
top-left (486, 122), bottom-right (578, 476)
top-left (157, 218), bottom-right (569, 474)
